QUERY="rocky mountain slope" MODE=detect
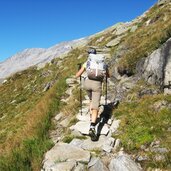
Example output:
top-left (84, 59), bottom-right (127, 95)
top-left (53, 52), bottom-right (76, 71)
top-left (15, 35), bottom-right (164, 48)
top-left (0, 0), bottom-right (171, 171)
top-left (0, 38), bottom-right (88, 80)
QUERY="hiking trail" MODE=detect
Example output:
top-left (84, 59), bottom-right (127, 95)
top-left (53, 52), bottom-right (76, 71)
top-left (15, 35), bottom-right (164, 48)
top-left (41, 77), bottom-right (143, 171)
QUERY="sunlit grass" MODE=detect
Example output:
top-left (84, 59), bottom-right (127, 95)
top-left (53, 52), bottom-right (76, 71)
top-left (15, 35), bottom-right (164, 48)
top-left (113, 93), bottom-right (171, 169)
top-left (117, 3), bottom-right (171, 73)
top-left (0, 47), bottom-right (86, 170)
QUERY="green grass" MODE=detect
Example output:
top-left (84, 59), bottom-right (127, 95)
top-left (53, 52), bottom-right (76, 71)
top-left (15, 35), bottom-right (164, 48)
top-left (116, 3), bottom-right (171, 73)
top-left (0, 47), bottom-right (86, 170)
top-left (62, 134), bottom-right (75, 143)
top-left (113, 93), bottom-right (171, 169)
top-left (0, 78), bottom-right (67, 171)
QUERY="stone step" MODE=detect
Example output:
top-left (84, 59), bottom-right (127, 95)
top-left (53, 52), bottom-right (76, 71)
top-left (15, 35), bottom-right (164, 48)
top-left (70, 120), bottom-right (110, 135)
top-left (42, 143), bottom-right (91, 170)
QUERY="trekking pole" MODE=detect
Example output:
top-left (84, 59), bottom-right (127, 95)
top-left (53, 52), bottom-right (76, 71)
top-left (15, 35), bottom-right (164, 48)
top-left (77, 63), bottom-right (82, 115)
top-left (105, 68), bottom-right (108, 105)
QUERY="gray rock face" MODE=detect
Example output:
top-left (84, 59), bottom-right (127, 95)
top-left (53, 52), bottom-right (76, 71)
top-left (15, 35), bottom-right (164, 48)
top-left (42, 143), bottom-right (90, 170)
top-left (88, 157), bottom-right (109, 171)
top-left (142, 37), bottom-right (171, 92)
top-left (46, 161), bottom-right (76, 171)
top-left (109, 153), bottom-right (142, 171)
top-left (0, 38), bottom-right (88, 79)
top-left (142, 48), bottom-right (164, 85)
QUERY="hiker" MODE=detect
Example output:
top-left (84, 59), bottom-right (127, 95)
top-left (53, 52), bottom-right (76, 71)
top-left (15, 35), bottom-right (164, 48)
top-left (75, 48), bottom-right (110, 141)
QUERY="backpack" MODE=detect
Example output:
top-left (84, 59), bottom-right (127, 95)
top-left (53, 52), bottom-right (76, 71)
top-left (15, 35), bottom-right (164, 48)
top-left (86, 54), bottom-right (107, 81)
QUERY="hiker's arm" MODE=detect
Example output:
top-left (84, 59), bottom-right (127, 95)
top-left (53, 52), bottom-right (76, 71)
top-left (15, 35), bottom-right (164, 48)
top-left (75, 67), bottom-right (85, 78)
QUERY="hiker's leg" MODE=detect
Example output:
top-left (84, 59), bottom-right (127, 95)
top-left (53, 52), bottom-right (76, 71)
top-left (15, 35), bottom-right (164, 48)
top-left (91, 109), bottom-right (98, 123)
top-left (89, 90), bottom-right (101, 141)
top-left (83, 79), bottom-right (92, 115)
top-left (86, 90), bottom-right (92, 119)
top-left (87, 90), bottom-right (92, 113)
top-left (91, 90), bottom-right (101, 123)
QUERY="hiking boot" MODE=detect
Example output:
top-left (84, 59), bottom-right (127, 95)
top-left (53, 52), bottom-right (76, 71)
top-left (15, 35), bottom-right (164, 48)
top-left (89, 128), bottom-right (98, 141)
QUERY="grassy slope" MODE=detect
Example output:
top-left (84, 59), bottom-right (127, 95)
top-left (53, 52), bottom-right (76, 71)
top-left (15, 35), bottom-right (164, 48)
top-left (1, 2), bottom-right (171, 170)
top-left (88, 3), bottom-right (171, 169)
top-left (0, 48), bottom-right (86, 170)
top-left (118, 3), bottom-right (171, 73)
top-left (113, 81), bottom-right (171, 169)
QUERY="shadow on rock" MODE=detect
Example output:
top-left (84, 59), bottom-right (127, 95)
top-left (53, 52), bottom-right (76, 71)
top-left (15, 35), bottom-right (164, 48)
top-left (96, 100), bottom-right (120, 139)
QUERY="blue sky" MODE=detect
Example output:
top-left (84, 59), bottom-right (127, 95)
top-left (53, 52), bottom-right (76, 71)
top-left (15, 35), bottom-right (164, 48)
top-left (0, 0), bottom-right (157, 62)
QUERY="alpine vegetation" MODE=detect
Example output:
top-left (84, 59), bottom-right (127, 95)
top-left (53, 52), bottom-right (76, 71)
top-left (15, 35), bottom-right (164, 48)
top-left (0, 1), bottom-right (171, 171)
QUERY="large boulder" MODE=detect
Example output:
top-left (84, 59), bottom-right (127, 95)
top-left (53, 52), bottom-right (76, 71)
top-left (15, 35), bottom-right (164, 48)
top-left (88, 157), bottom-right (109, 171)
top-left (42, 143), bottom-right (90, 170)
top-left (109, 153), bottom-right (142, 171)
top-left (142, 37), bottom-right (171, 94)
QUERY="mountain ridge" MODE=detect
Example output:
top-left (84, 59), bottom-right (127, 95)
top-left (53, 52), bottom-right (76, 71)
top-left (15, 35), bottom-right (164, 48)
top-left (0, 37), bottom-right (88, 80)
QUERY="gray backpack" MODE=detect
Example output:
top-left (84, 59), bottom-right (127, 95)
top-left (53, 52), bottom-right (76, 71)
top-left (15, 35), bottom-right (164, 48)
top-left (86, 54), bottom-right (106, 81)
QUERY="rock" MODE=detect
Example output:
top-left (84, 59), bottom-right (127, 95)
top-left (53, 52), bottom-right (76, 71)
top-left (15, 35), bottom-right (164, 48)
top-left (70, 121), bottom-right (90, 135)
top-left (82, 99), bottom-right (90, 105)
top-left (150, 140), bottom-right (161, 147)
top-left (81, 135), bottom-right (105, 150)
top-left (71, 130), bottom-right (83, 137)
top-left (49, 131), bottom-right (61, 144)
top-left (88, 157), bottom-right (109, 171)
top-left (70, 138), bottom-right (83, 148)
top-left (70, 121), bottom-right (110, 135)
top-left (78, 108), bottom-right (89, 115)
top-left (80, 135), bottom-right (114, 151)
top-left (102, 137), bottom-right (115, 153)
top-left (163, 39), bottom-right (171, 94)
top-left (43, 82), bottom-right (51, 92)
top-left (158, 0), bottom-right (171, 5)
top-left (106, 37), bottom-right (122, 47)
top-left (130, 25), bottom-right (138, 32)
top-left (76, 114), bottom-right (90, 122)
top-left (74, 163), bottom-right (86, 171)
top-left (42, 143), bottom-right (91, 170)
top-left (115, 23), bottom-right (131, 36)
top-left (60, 116), bottom-right (72, 127)
top-left (44, 161), bottom-right (76, 171)
top-left (108, 153), bottom-right (142, 171)
top-left (150, 147), bottom-right (169, 154)
top-left (113, 139), bottom-right (121, 152)
top-left (66, 78), bottom-right (77, 86)
top-left (136, 155), bottom-right (149, 162)
top-left (152, 100), bottom-right (168, 111)
top-left (65, 87), bottom-right (74, 96)
top-left (110, 119), bottom-right (121, 133)
top-left (142, 38), bottom-right (171, 89)
top-left (154, 154), bottom-right (166, 162)
top-left (142, 48), bottom-right (164, 85)
top-left (138, 88), bottom-right (160, 97)
top-left (10, 100), bottom-right (16, 104)
top-left (2, 79), bottom-right (7, 84)
top-left (168, 127), bottom-right (171, 131)
top-left (146, 19), bottom-right (151, 26)
top-left (55, 112), bottom-right (63, 121)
